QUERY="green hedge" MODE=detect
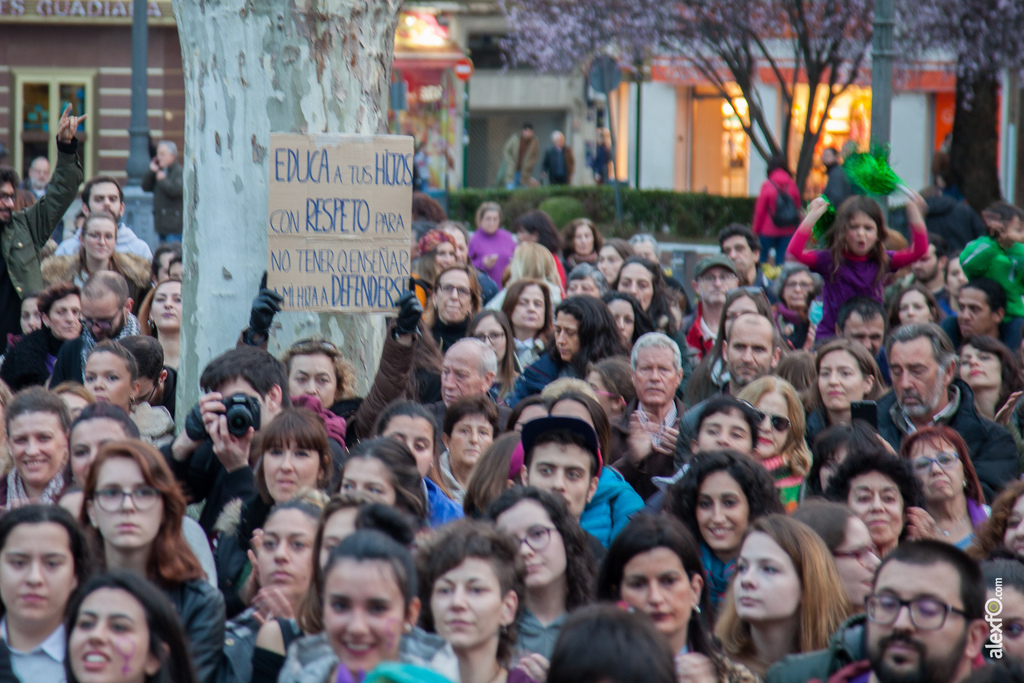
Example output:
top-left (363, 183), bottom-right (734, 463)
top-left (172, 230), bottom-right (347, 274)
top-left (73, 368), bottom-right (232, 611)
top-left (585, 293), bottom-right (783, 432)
top-left (446, 186), bottom-right (756, 240)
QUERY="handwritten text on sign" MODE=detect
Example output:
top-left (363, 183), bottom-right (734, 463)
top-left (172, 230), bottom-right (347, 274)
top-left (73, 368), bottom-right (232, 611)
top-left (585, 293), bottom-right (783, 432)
top-left (267, 134), bottom-right (413, 313)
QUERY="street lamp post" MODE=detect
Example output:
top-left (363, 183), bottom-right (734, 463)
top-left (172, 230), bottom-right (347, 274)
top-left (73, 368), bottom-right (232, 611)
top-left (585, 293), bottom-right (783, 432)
top-left (122, 0), bottom-right (157, 248)
top-left (870, 0), bottom-right (894, 151)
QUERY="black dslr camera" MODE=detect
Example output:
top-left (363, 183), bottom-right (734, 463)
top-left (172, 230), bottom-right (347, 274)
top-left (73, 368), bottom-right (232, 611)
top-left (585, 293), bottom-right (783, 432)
top-left (184, 393), bottom-right (262, 440)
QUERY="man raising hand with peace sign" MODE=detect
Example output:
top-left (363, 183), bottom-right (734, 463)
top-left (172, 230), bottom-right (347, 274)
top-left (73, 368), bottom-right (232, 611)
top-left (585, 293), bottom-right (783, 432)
top-left (0, 104), bottom-right (85, 350)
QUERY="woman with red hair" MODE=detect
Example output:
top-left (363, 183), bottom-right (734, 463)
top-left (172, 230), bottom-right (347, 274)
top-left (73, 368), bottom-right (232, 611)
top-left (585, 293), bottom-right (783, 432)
top-left (80, 439), bottom-right (225, 683)
top-left (899, 425), bottom-right (989, 551)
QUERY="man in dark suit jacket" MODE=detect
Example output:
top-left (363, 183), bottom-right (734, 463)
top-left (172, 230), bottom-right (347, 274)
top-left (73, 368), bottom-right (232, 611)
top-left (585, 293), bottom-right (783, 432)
top-left (142, 140), bottom-right (183, 241)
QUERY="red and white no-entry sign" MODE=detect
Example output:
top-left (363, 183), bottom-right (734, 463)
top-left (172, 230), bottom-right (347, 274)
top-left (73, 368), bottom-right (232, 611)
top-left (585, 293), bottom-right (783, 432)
top-left (454, 57), bottom-right (474, 81)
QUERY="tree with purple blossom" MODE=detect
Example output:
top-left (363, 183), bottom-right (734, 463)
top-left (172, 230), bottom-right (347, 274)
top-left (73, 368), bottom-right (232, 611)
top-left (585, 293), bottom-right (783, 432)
top-left (499, 0), bottom-right (874, 193)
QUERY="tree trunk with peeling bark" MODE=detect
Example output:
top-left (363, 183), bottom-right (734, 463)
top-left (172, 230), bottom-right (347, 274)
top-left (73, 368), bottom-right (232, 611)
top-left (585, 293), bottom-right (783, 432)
top-left (172, 0), bottom-right (402, 412)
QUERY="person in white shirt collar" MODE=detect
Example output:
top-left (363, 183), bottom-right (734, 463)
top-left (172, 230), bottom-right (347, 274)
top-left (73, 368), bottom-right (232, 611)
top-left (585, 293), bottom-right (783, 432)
top-left (0, 504), bottom-right (90, 683)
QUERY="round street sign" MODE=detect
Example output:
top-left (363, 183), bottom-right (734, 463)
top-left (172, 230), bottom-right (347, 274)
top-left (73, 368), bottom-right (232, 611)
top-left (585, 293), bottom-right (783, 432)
top-left (589, 55), bottom-right (622, 94)
top-left (454, 57), bottom-right (474, 82)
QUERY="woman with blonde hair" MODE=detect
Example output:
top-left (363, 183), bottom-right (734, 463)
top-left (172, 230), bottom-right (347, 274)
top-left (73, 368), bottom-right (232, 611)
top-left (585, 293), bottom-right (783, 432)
top-left (715, 515), bottom-right (853, 677)
top-left (735, 376), bottom-right (811, 511)
top-left (488, 242), bottom-right (564, 309)
top-left (41, 213), bottom-right (151, 300)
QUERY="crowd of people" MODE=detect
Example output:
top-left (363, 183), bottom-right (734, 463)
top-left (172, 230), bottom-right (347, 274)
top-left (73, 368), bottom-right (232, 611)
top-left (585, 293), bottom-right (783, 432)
top-left (3, 118), bottom-right (1024, 683)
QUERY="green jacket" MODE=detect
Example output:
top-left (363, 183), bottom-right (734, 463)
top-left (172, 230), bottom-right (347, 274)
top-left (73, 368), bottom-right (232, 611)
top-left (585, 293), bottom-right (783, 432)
top-left (960, 235), bottom-right (1024, 317)
top-left (3, 140), bottom-right (83, 298)
top-left (763, 614), bottom-right (866, 683)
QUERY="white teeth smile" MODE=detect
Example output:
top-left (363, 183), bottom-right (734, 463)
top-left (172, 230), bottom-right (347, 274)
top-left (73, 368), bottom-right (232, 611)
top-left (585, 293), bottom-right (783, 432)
top-left (85, 654), bottom-right (106, 662)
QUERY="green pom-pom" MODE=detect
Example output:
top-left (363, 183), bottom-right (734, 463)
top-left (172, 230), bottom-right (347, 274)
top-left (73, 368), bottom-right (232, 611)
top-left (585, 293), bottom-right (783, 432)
top-left (812, 197), bottom-right (836, 242)
top-left (843, 145), bottom-right (903, 196)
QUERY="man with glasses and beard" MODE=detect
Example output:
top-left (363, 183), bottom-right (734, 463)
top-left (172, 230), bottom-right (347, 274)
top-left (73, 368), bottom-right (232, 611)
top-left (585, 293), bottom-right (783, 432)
top-left (0, 105), bottom-right (83, 352)
top-left (765, 540), bottom-right (988, 683)
top-left (50, 271), bottom-right (141, 385)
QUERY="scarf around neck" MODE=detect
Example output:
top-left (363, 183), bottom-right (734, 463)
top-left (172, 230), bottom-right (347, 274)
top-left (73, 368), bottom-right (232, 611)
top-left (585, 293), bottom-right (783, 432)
top-left (5, 468), bottom-right (65, 510)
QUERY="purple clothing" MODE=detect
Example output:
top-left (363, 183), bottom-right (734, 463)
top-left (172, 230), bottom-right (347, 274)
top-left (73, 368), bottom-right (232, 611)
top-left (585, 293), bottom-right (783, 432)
top-left (469, 228), bottom-right (517, 284)
top-left (508, 669), bottom-right (540, 683)
top-left (811, 251), bottom-right (892, 341)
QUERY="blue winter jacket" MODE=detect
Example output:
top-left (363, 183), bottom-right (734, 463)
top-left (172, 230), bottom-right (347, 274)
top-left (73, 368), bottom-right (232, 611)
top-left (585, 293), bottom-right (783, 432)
top-left (425, 478), bottom-right (464, 527)
top-left (508, 351), bottom-right (574, 407)
top-left (581, 466), bottom-right (645, 547)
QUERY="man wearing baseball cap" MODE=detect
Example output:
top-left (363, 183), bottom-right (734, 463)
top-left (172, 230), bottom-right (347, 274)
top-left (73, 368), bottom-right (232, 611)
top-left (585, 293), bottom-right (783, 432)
top-left (519, 415), bottom-right (607, 560)
top-left (680, 254), bottom-right (740, 360)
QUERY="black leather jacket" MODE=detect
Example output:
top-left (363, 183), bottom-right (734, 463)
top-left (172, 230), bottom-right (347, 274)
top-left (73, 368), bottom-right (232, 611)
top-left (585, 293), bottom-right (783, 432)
top-left (165, 578), bottom-right (226, 683)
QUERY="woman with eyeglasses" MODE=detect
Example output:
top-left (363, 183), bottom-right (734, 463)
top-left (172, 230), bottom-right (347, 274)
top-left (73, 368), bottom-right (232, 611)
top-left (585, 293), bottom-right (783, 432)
top-left (666, 450), bottom-right (784, 615)
top-left (791, 499), bottom-right (881, 610)
top-left (899, 425), bottom-right (990, 550)
top-left (0, 387), bottom-right (74, 509)
top-left (0, 281), bottom-right (81, 391)
top-left (80, 440), bottom-right (225, 683)
top-left (468, 310), bottom-right (520, 402)
top-left (41, 213), bottom-right (151, 302)
top-left (735, 376), bottom-right (811, 511)
top-left (426, 263), bottom-right (482, 352)
top-left (84, 340), bottom-right (174, 448)
top-left (488, 487), bottom-right (595, 660)
top-left (772, 262), bottom-right (818, 351)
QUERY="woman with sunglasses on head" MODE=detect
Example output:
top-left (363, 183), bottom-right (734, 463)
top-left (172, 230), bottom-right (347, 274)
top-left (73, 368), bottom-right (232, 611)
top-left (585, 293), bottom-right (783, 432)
top-left (468, 310), bottom-right (520, 403)
top-left (80, 440), bottom-right (224, 683)
top-left (0, 281), bottom-right (81, 391)
top-left (772, 263), bottom-right (818, 351)
top-left (488, 487), bottom-right (595, 660)
top-left (899, 425), bottom-right (990, 550)
top-left (735, 376), bottom-right (811, 511)
top-left (0, 504), bottom-right (90, 683)
top-left (65, 571), bottom-right (198, 683)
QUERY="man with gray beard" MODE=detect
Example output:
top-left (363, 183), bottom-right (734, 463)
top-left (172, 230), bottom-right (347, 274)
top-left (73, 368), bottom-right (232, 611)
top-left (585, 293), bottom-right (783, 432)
top-left (876, 322), bottom-right (1017, 501)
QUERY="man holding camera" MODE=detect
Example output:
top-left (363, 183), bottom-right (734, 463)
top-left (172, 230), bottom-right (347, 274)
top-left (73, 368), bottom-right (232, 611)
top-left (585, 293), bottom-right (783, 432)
top-left (167, 345), bottom-right (287, 537)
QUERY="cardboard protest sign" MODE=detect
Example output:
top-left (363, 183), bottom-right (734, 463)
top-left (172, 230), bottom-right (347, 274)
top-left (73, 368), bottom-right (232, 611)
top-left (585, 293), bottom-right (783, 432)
top-left (266, 133), bottom-right (413, 313)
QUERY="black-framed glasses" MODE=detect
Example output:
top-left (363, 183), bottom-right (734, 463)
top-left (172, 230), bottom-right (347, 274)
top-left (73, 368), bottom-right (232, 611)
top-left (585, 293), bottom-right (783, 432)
top-left (513, 525), bottom-right (556, 552)
top-left (438, 283), bottom-right (471, 299)
top-left (911, 451), bottom-right (959, 473)
top-left (94, 486), bottom-right (161, 512)
top-left (81, 311), bottom-right (122, 333)
top-left (865, 594), bottom-right (968, 630)
top-left (474, 331), bottom-right (506, 344)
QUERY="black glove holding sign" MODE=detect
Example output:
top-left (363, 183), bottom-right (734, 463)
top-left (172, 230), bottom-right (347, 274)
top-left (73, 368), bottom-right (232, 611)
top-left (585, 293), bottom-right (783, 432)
top-left (394, 290), bottom-right (423, 336)
top-left (243, 272), bottom-right (284, 347)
